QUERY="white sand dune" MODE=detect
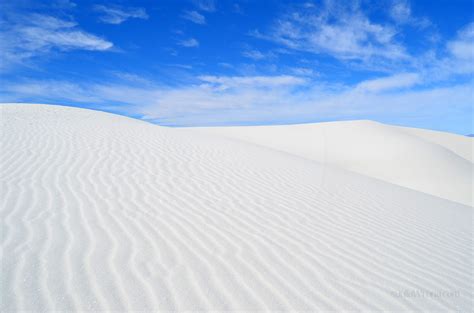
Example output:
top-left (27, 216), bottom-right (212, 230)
top-left (395, 125), bottom-right (473, 163)
top-left (192, 121), bottom-right (473, 206)
top-left (1, 103), bottom-right (472, 312)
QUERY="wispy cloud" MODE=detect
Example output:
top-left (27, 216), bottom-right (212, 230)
top-left (419, 22), bottom-right (474, 79)
top-left (242, 49), bottom-right (267, 60)
top-left (389, 0), bottom-right (430, 28)
top-left (0, 13), bottom-right (113, 71)
top-left (178, 38), bottom-right (199, 48)
top-left (192, 0), bottom-right (216, 12)
top-left (389, 0), bottom-right (412, 24)
top-left (447, 22), bottom-right (474, 60)
top-left (3, 80), bottom-right (101, 103)
top-left (289, 67), bottom-right (317, 76)
top-left (109, 71), bottom-right (152, 85)
top-left (355, 73), bottom-right (420, 92)
top-left (94, 5), bottom-right (148, 24)
top-left (198, 75), bottom-right (306, 89)
top-left (181, 10), bottom-right (206, 25)
top-left (254, 2), bottom-right (409, 65)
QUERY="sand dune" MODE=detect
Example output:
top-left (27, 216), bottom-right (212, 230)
top-left (1, 104), bottom-right (472, 311)
top-left (394, 125), bottom-right (473, 163)
top-left (192, 121), bottom-right (473, 206)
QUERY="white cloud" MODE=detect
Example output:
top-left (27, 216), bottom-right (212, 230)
top-left (289, 67), bottom-right (316, 76)
top-left (198, 75), bottom-right (306, 89)
top-left (242, 49), bottom-right (266, 60)
top-left (447, 22), bottom-right (474, 60)
top-left (355, 73), bottom-right (420, 92)
top-left (133, 75), bottom-right (308, 120)
top-left (178, 38), bottom-right (199, 48)
top-left (168, 63), bottom-right (194, 70)
top-left (181, 10), bottom-right (206, 25)
top-left (192, 0), bottom-right (216, 12)
top-left (4, 80), bottom-right (101, 103)
top-left (256, 2), bottom-right (407, 60)
top-left (94, 5), bottom-right (148, 24)
top-left (218, 62), bottom-right (234, 68)
top-left (110, 71), bottom-right (152, 84)
top-left (0, 14), bottom-right (113, 71)
top-left (256, 2), bottom-right (408, 63)
top-left (17, 15), bottom-right (112, 50)
top-left (389, 0), bottom-right (430, 28)
top-left (390, 0), bottom-right (411, 24)
top-left (418, 22), bottom-right (474, 79)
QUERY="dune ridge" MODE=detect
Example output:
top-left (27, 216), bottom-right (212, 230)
top-left (1, 104), bottom-right (472, 311)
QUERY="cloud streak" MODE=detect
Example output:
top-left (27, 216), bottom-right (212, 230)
top-left (242, 49), bottom-right (268, 60)
top-left (94, 5), bottom-right (148, 24)
top-left (178, 38), bottom-right (199, 47)
top-left (0, 13), bottom-right (113, 71)
top-left (355, 73), bottom-right (420, 92)
top-left (181, 10), bottom-right (206, 25)
top-left (192, 0), bottom-right (216, 12)
top-left (447, 22), bottom-right (474, 60)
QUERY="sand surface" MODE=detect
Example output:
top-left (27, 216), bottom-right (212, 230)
top-left (1, 104), bottom-right (472, 311)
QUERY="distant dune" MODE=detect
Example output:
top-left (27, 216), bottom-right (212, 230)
top-left (1, 104), bottom-right (472, 311)
top-left (192, 121), bottom-right (473, 206)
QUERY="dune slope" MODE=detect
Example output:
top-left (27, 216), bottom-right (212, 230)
top-left (1, 104), bottom-right (472, 311)
top-left (394, 125), bottom-right (473, 163)
top-left (192, 121), bottom-right (473, 206)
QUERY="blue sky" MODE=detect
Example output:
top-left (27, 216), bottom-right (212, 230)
top-left (0, 0), bottom-right (473, 134)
